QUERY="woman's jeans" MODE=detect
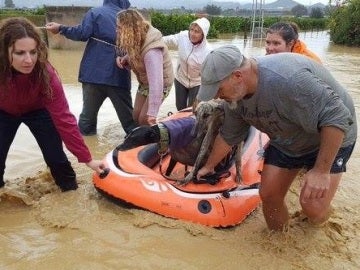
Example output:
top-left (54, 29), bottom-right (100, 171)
top-left (0, 109), bottom-right (77, 191)
top-left (78, 83), bottom-right (136, 135)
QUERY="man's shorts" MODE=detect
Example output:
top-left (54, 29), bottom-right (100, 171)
top-left (264, 143), bottom-right (355, 173)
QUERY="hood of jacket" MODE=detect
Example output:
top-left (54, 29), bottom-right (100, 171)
top-left (103, 0), bottom-right (130, 9)
top-left (191, 17), bottom-right (210, 37)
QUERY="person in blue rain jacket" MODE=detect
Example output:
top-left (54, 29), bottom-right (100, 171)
top-left (46, 0), bottom-right (137, 135)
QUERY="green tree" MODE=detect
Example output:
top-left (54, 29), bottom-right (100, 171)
top-left (5, 0), bottom-right (15, 8)
top-left (291, 4), bottom-right (308, 17)
top-left (310, 7), bottom-right (324, 18)
top-left (329, 0), bottom-right (360, 46)
top-left (204, 4), bottom-right (222, 15)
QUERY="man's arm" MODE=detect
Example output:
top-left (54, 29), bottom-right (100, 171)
top-left (315, 126), bottom-right (344, 173)
top-left (301, 126), bottom-right (344, 199)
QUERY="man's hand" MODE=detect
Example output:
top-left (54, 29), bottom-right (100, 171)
top-left (301, 168), bottom-right (330, 199)
top-left (45, 22), bottom-right (62, 34)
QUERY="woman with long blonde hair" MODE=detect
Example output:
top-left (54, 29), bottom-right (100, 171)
top-left (116, 9), bottom-right (174, 125)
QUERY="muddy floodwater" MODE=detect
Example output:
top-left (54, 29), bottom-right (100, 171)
top-left (1, 31), bottom-right (360, 270)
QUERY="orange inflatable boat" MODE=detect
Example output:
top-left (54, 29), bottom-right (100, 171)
top-left (93, 112), bottom-right (269, 227)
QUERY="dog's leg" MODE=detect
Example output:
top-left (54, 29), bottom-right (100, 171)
top-left (235, 142), bottom-right (243, 184)
top-left (176, 113), bottom-right (221, 186)
top-left (165, 158), bottom-right (178, 176)
top-left (176, 130), bottom-right (213, 185)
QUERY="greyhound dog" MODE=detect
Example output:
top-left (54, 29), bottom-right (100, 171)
top-left (117, 100), bottom-right (242, 185)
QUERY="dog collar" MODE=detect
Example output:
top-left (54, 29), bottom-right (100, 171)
top-left (158, 123), bottom-right (169, 153)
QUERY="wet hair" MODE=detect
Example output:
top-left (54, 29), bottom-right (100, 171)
top-left (0, 17), bottom-right (51, 96)
top-left (266, 22), bottom-right (299, 45)
top-left (116, 9), bottom-right (150, 71)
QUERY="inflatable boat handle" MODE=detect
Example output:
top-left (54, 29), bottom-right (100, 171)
top-left (99, 168), bottom-right (110, 179)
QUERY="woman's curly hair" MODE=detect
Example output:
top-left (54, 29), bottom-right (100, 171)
top-left (116, 9), bottom-right (149, 71)
top-left (0, 17), bottom-right (51, 97)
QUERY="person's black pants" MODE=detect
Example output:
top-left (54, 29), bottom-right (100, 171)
top-left (0, 109), bottom-right (77, 191)
top-left (78, 83), bottom-right (136, 135)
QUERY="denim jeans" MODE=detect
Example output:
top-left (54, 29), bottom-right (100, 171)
top-left (78, 83), bottom-right (136, 135)
top-left (0, 109), bottom-right (76, 190)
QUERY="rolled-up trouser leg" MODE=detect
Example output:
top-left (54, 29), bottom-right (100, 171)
top-left (49, 161), bottom-right (78, 192)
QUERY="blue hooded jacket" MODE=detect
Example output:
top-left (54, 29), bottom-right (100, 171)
top-left (59, 0), bottom-right (131, 89)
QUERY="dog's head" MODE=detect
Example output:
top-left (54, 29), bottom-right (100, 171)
top-left (191, 99), bottom-right (224, 135)
top-left (170, 100), bottom-right (225, 166)
top-left (116, 126), bottom-right (160, 151)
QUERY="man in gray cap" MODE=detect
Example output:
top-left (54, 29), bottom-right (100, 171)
top-left (196, 45), bottom-right (357, 231)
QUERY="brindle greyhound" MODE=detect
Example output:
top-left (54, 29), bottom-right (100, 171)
top-left (117, 100), bottom-right (242, 186)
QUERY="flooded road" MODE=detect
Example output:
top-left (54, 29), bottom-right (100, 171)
top-left (1, 31), bottom-right (360, 270)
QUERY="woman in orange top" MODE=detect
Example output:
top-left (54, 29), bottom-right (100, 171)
top-left (265, 22), bottom-right (321, 63)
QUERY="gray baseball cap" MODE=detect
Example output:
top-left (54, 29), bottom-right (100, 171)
top-left (197, 45), bottom-right (244, 101)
